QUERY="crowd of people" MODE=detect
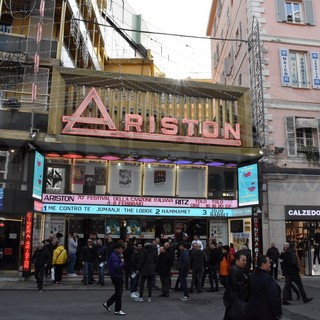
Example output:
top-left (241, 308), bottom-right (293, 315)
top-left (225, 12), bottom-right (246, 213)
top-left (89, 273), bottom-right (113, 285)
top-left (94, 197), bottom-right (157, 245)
top-left (31, 233), bottom-right (313, 318)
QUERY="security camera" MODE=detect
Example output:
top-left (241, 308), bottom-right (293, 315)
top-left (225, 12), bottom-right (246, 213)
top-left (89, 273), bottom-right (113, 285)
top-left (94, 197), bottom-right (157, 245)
top-left (283, 162), bottom-right (287, 166)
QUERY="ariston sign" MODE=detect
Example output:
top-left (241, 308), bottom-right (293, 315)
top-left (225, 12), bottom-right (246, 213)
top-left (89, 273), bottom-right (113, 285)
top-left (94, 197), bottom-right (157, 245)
top-left (62, 88), bottom-right (242, 146)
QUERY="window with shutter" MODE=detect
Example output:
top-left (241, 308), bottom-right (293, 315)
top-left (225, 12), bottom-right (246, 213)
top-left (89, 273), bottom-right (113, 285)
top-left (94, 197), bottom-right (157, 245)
top-left (285, 116), bottom-right (297, 156)
top-left (304, 0), bottom-right (315, 25)
top-left (275, 0), bottom-right (287, 22)
top-left (276, 0), bottom-right (315, 25)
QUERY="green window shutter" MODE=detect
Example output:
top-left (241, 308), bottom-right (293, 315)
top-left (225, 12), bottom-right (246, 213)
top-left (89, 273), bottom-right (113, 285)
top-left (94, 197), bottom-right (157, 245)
top-left (285, 116), bottom-right (297, 156)
top-left (304, 0), bottom-right (315, 25)
top-left (275, 0), bottom-right (286, 22)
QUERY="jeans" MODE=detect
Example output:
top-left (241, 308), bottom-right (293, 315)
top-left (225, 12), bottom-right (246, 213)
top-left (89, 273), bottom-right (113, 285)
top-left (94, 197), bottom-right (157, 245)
top-left (179, 271), bottom-right (189, 297)
top-left (130, 271), bottom-right (139, 293)
top-left (84, 262), bottom-right (93, 284)
top-left (98, 262), bottom-right (106, 284)
top-left (107, 276), bottom-right (124, 312)
top-left (68, 252), bottom-right (76, 274)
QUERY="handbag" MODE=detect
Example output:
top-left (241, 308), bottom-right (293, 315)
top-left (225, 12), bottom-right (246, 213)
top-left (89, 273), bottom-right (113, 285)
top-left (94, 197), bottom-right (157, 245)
top-left (228, 298), bottom-right (247, 320)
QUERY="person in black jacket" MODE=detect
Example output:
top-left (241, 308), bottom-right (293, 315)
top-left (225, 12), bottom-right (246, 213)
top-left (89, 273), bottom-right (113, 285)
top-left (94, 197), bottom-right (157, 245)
top-left (178, 241), bottom-right (190, 301)
top-left (96, 239), bottom-right (108, 286)
top-left (190, 242), bottom-right (206, 293)
top-left (81, 238), bottom-right (97, 285)
top-left (223, 252), bottom-right (250, 320)
top-left (130, 242), bottom-right (143, 298)
top-left (282, 242), bottom-right (313, 305)
top-left (266, 243), bottom-right (280, 280)
top-left (32, 242), bottom-right (51, 292)
top-left (157, 246), bottom-right (171, 297)
top-left (135, 242), bottom-right (158, 302)
top-left (247, 255), bottom-right (282, 320)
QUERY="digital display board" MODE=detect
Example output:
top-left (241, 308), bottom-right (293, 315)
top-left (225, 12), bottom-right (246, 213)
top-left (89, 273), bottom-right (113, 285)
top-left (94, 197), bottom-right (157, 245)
top-left (32, 151), bottom-right (44, 200)
top-left (238, 163), bottom-right (259, 207)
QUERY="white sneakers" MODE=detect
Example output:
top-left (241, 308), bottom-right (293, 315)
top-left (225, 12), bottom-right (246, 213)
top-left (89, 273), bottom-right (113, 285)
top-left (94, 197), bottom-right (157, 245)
top-left (67, 273), bottom-right (77, 277)
top-left (131, 292), bottom-right (139, 298)
top-left (179, 296), bottom-right (190, 301)
top-left (114, 311), bottom-right (126, 316)
top-left (135, 297), bottom-right (144, 302)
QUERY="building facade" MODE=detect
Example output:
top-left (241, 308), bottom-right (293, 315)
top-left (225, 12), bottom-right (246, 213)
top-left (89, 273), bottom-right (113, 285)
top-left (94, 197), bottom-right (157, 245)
top-left (207, 0), bottom-right (320, 275)
top-left (0, 0), bottom-right (261, 272)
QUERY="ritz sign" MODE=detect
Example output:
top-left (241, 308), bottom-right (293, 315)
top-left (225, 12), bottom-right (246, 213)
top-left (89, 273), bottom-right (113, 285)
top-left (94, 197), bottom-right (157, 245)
top-left (62, 87), bottom-right (242, 146)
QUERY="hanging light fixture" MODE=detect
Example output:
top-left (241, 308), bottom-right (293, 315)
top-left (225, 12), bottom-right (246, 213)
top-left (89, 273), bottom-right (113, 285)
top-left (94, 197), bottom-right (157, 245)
top-left (62, 153), bottom-right (83, 159)
top-left (100, 155), bottom-right (121, 161)
top-left (207, 161), bottom-right (225, 167)
top-left (173, 159), bottom-right (192, 165)
top-left (138, 157), bottom-right (157, 163)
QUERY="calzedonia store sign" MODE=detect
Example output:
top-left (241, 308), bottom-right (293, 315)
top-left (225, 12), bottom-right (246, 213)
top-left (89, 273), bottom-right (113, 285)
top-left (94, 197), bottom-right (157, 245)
top-left (285, 206), bottom-right (320, 220)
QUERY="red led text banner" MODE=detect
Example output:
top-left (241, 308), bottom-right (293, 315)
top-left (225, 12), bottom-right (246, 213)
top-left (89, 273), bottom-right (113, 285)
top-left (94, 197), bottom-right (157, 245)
top-left (23, 212), bottom-right (33, 273)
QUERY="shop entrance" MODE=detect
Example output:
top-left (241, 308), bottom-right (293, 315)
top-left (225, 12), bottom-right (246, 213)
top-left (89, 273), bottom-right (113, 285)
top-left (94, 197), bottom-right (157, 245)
top-left (286, 221), bottom-right (320, 276)
top-left (0, 218), bottom-right (21, 270)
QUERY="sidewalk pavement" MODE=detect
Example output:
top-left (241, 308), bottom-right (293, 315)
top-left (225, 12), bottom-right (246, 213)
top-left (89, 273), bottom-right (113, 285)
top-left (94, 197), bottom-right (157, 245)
top-left (1, 270), bottom-right (320, 320)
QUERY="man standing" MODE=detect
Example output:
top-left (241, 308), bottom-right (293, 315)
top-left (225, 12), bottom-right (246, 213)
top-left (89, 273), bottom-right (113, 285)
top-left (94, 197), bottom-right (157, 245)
top-left (191, 235), bottom-right (203, 250)
top-left (178, 241), bottom-right (190, 301)
top-left (81, 238), bottom-right (96, 285)
top-left (103, 242), bottom-right (126, 316)
top-left (223, 252), bottom-right (250, 320)
top-left (97, 239), bottom-right (108, 286)
top-left (282, 242), bottom-right (313, 305)
top-left (67, 232), bottom-right (78, 276)
top-left (266, 243), bottom-right (280, 280)
top-left (247, 255), bottom-right (282, 320)
top-left (190, 243), bottom-right (206, 293)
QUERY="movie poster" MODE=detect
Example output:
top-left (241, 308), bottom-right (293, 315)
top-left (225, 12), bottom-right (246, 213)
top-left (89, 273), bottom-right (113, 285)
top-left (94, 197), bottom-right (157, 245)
top-left (126, 219), bottom-right (141, 237)
top-left (141, 220), bottom-right (155, 239)
top-left (106, 219), bottom-right (120, 238)
top-left (72, 165), bottom-right (85, 185)
top-left (119, 169), bottom-right (132, 187)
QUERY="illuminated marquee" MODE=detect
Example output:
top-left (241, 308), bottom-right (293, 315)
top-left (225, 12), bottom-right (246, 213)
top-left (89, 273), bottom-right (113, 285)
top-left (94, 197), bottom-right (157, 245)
top-left (62, 88), bottom-right (241, 146)
top-left (23, 212), bottom-right (33, 273)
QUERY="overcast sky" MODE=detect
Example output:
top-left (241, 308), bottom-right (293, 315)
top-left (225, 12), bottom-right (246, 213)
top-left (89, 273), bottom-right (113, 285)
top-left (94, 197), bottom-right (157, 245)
top-left (126, 0), bottom-right (213, 79)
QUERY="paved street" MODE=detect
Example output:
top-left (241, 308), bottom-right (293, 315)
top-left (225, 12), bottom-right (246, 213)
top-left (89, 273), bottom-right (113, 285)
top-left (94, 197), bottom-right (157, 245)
top-left (1, 272), bottom-right (320, 320)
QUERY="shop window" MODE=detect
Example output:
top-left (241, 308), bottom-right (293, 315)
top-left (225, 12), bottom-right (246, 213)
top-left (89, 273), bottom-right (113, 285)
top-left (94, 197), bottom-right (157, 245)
top-left (108, 161), bottom-right (142, 196)
top-left (176, 165), bottom-right (207, 198)
top-left (46, 166), bottom-right (68, 194)
top-left (72, 159), bottom-right (107, 195)
top-left (207, 167), bottom-right (236, 199)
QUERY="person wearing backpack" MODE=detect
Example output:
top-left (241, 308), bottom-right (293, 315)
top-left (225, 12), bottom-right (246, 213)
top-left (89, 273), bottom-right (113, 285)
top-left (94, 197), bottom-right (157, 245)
top-left (52, 242), bottom-right (67, 284)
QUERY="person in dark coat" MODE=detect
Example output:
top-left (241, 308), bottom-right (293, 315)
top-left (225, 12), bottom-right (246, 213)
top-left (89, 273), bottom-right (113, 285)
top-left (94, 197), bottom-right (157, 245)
top-left (32, 242), bottom-right (51, 291)
top-left (266, 243), bottom-right (280, 280)
top-left (96, 239), bottom-right (108, 286)
top-left (223, 252), bottom-right (250, 320)
top-left (177, 241), bottom-right (190, 301)
top-left (190, 242), bottom-right (206, 293)
top-left (129, 242), bottom-right (143, 298)
top-left (237, 244), bottom-right (252, 273)
top-left (103, 242), bottom-right (126, 315)
top-left (247, 255), bottom-right (282, 320)
top-left (156, 246), bottom-right (171, 297)
top-left (81, 238), bottom-right (97, 285)
top-left (135, 242), bottom-right (158, 302)
top-left (282, 242), bottom-right (313, 305)
top-left (164, 241), bottom-right (175, 290)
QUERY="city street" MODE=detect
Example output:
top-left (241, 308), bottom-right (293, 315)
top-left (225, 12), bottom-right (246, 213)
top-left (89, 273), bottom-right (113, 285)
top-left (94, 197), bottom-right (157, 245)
top-left (1, 275), bottom-right (320, 320)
